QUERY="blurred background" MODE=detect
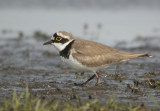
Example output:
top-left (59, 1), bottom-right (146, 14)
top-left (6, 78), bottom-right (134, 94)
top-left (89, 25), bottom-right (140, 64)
top-left (0, 0), bottom-right (160, 45)
top-left (0, 1), bottom-right (160, 109)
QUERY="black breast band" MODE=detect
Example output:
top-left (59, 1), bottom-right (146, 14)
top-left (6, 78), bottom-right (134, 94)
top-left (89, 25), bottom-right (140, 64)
top-left (60, 40), bottom-right (75, 59)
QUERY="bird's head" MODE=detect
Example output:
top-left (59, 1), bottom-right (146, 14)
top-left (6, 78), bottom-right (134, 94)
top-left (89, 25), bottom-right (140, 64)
top-left (43, 31), bottom-right (74, 51)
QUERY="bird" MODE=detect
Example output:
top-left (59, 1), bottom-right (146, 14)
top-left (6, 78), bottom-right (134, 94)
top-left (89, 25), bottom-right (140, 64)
top-left (43, 31), bottom-right (151, 86)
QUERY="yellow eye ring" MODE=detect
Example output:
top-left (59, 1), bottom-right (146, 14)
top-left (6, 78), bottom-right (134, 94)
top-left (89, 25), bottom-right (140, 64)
top-left (56, 37), bottom-right (62, 41)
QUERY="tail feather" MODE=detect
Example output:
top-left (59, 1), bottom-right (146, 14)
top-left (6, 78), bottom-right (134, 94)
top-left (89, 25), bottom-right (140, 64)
top-left (123, 53), bottom-right (152, 61)
top-left (137, 53), bottom-right (152, 58)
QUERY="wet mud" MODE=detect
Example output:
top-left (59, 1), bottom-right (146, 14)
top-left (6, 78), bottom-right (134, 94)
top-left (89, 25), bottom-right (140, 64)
top-left (0, 31), bottom-right (160, 110)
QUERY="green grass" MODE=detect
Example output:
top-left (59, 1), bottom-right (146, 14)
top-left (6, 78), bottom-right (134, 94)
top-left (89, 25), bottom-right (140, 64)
top-left (0, 87), bottom-right (157, 111)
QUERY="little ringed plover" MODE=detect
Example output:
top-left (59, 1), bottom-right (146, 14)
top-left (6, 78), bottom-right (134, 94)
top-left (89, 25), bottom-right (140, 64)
top-left (43, 31), bottom-right (151, 86)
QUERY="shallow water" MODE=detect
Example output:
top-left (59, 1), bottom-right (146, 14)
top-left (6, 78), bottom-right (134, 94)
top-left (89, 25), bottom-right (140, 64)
top-left (0, 9), bottom-right (160, 45)
top-left (0, 30), bottom-right (160, 109)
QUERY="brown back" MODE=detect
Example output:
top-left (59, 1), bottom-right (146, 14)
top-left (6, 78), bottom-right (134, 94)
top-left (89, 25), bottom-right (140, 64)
top-left (72, 40), bottom-right (147, 67)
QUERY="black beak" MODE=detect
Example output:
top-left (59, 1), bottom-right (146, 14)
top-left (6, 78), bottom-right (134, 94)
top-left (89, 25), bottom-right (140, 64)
top-left (43, 40), bottom-right (53, 45)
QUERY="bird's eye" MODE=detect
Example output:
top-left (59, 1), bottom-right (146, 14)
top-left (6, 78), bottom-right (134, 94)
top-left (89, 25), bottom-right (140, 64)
top-left (56, 37), bottom-right (62, 41)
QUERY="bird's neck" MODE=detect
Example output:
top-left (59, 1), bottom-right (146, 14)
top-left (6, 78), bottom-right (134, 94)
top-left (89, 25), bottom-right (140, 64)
top-left (59, 40), bottom-right (75, 59)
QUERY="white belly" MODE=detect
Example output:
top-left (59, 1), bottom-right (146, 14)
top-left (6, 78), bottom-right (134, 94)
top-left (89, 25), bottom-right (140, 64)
top-left (60, 55), bottom-right (109, 72)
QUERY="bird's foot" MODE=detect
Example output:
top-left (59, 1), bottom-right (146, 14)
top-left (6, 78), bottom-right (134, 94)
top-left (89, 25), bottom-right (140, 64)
top-left (74, 83), bottom-right (86, 87)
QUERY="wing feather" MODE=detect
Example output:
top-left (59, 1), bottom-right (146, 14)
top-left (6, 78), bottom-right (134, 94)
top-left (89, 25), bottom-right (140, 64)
top-left (72, 40), bottom-right (146, 67)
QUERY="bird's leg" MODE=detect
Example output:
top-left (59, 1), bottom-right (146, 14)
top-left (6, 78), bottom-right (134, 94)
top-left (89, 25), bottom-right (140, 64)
top-left (95, 72), bottom-right (100, 86)
top-left (83, 74), bottom-right (96, 85)
top-left (74, 74), bottom-right (96, 86)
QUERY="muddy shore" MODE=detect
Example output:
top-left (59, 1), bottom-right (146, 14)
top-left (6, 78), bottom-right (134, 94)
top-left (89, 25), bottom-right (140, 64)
top-left (0, 31), bottom-right (160, 110)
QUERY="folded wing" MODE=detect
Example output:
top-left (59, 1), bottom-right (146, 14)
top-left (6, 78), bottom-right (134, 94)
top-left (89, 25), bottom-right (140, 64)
top-left (72, 40), bottom-right (149, 67)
